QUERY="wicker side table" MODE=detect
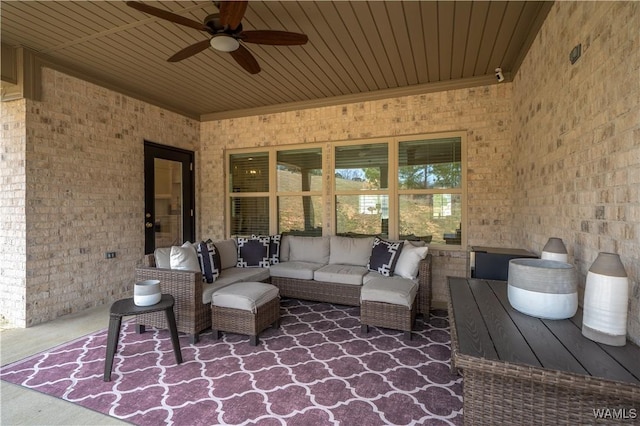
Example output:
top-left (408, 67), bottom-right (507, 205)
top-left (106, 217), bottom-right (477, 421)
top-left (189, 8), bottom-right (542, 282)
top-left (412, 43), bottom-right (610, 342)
top-left (104, 294), bottom-right (183, 381)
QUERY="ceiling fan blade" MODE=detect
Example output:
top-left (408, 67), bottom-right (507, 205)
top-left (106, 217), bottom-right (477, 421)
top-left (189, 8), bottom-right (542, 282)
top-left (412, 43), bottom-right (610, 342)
top-left (126, 1), bottom-right (208, 32)
top-left (240, 30), bottom-right (308, 46)
top-left (219, 1), bottom-right (248, 30)
top-left (167, 39), bottom-right (211, 62)
top-left (229, 45), bottom-right (260, 74)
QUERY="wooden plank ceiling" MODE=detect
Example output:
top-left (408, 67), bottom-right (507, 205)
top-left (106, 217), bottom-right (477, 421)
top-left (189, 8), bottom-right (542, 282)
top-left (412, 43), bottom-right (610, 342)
top-left (0, 1), bottom-right (551, 120)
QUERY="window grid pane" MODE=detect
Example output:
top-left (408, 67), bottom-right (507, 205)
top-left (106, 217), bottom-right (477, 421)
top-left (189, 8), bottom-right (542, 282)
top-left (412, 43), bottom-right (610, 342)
top-left (398, 194), bottom-right (461, 245)
top-left (335, 143), bottom-right (389, 190)
top-left (277, 148), bottom-right (323, 192)
top-left (398, 138), bottom-right (461, 189)
top-left (230, 196), bottom-right (269, 236)
top-left (278, 195), bottom-right (322, 236)
top-left (230, 152), bottom-right (269, 193)
top-left (336, 195), bottom-right (389, 237)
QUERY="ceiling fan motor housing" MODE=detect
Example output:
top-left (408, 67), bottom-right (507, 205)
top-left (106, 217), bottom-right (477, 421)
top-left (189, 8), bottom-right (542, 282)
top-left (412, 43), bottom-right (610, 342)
top-left (204, 13), bottom-right (242, 35)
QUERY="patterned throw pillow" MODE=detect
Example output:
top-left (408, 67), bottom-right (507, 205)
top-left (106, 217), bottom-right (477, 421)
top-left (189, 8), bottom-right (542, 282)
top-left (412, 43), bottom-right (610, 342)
top-left (196, 240), bottom-right (221, 283)
top-left (367, 237), bottom-right (404, 277)
top-left (251, 234), bottom-right (282, 265)
top-left (237, 236), bottom-right (271, 268)
top-left (270, 234), bottom-right (282, 264)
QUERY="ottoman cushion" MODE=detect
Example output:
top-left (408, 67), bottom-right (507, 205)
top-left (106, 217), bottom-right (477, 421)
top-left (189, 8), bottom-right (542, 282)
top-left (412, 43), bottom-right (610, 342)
top-left (361, 277), bottom-right (417, 308)
top-left (212, 282), bottom-right (279, 313)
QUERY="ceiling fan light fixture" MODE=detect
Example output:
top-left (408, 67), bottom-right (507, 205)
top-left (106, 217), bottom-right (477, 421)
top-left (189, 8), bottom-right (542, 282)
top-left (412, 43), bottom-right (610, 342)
top-left (210, 35), bottom-right (239, 52)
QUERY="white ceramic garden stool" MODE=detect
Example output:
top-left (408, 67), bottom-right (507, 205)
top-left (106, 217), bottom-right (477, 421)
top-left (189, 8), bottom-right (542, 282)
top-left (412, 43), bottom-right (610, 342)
top-left (211, 282), bottom-right (280, 346)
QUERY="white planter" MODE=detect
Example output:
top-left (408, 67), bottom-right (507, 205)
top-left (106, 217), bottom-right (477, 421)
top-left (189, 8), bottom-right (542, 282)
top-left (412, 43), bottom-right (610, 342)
top-left (508, 258), bottom-right (578, 320)
top-left (541, 237), bottom-right (568, 263)
top-left (582, 252), bottom-right (629, 346)
top-left (134, 280), bottom-right (161, 306)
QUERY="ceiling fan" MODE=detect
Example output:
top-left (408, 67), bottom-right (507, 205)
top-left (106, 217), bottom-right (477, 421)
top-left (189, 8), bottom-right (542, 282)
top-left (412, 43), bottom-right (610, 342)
top-left (126, 1), bottom-right (308, 74)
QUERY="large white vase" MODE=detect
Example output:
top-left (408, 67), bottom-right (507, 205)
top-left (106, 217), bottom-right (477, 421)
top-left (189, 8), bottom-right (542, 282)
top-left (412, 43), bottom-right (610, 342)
top-left (582, 252), bottom-right (629, 346)
top-left (508, 258), bottom-right (578, 320)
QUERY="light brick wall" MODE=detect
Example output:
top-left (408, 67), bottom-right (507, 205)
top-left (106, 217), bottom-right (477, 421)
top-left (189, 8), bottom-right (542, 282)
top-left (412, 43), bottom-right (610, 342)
top-left (200, 85), bottom-right (514, 306)
top-left (1, 68), bottom-right (199, 327)
top-left (0, 99), bottom-right (27, 326)
top-left (512, 1), bottom-right (640, 343)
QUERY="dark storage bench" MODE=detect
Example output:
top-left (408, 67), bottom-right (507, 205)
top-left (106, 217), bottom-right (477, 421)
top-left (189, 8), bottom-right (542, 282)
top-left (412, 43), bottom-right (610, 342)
top-left (471, 246), bottom-right (537, 281)
top-left (447, 277), bottom-right (640, 424)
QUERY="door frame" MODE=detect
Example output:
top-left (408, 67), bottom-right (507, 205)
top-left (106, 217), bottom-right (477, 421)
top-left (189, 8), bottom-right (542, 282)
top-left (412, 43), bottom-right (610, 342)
top-left (144, 141), bottom-right (195, 254)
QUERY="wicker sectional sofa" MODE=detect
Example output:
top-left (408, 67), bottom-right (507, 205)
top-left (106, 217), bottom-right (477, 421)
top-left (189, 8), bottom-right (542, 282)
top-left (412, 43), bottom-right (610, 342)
top-left (135, 235), bottom-right (432, 344)
top-left (271, 235), bottom-right (432, 316)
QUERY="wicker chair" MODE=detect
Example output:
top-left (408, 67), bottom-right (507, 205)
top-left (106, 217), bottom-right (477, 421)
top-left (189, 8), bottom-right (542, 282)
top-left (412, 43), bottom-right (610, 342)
top-left (135, 254), bottom-right (210, 344)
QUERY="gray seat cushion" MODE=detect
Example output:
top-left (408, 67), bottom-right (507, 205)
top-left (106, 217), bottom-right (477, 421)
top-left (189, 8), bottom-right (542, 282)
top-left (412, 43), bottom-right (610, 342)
top-left (314, 264), bottom-right (368, 285)
top-left (269, 261), bottom-right (325, 280)
top-left (361, 276), bottom-right (418, 307)
top-left (202, 267), bottom-right (270, 304)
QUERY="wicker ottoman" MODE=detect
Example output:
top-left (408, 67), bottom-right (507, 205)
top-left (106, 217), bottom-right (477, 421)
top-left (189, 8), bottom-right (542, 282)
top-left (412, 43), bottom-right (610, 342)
top-left (360, 277), bottom-right (417, 340)
top-left (211, 282), bottom-right (280, 346)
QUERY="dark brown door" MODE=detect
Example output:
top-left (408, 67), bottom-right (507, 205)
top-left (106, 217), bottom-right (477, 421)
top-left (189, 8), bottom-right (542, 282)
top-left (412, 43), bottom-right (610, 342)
top-left (144, 142), bottom-right (195, 254)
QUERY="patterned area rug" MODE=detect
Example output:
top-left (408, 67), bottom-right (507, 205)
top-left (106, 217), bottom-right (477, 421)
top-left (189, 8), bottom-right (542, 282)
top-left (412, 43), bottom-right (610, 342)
top-left (1, 299), bottom-right (463, 425)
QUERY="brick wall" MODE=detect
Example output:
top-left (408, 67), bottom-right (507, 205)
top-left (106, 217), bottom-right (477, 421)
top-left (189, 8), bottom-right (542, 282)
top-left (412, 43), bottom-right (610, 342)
top-left (200, 85), bottom-right (515, 307)
top-left (512, 1), bottom-right (640, 343)
top-left (0, 68), bottom-right (199, 326)
top-left (0, 99), bottom-right (27, 326)
top-left (4, 1), bottom-right (637, 340)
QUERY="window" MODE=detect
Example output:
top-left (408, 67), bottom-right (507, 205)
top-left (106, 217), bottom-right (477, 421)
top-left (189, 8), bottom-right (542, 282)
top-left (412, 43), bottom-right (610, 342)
top-left (229, 152), bottom-right (269, 236)
top-left (226, 132), bottom-right (465, 246)
top-left (334, 142), bottom-right (389, 236)
top-left (277, 148), bottom-right (323, 236)
top-left (398, 137), bottom-right (462, 244)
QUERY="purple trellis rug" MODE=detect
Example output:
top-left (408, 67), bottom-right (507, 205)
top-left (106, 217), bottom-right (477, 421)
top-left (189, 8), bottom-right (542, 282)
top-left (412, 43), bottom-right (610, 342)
top-left (0, 299), bottom-right (463, 425)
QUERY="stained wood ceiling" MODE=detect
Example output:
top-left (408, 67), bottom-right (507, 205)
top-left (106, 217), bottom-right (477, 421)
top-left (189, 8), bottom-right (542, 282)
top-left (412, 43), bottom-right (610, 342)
top-left (1, 1), bottom-right (551, 120)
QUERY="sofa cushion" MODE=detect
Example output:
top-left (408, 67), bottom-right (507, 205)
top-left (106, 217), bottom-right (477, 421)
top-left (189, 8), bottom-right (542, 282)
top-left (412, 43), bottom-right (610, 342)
top-left (202, 281), bottom-right (235, 305)
top-left (361, 276), bottom-right (418, 308)
top-left (212, 282), bottom-right (280, 313)
top-left (169, 242), bottom-right (200, 271)
top-left (196, 240), bottom-right (221, 283)
top-left (288, 236), bottom-right (330, 264)
top-left (214, 239), bottom-right (238, 270)
top-left (154, 247), bottom-right (172, 269)
top-left (279, 235), bottom-right (290, 262)
top-left (367, 238), bottom-right (404, 277)
top-left (269, 261), bottom-right (325, 280)
top-left (314, 264), bottom-right (368, 286)
top-left (201, 267), bottom-right (270, 304)
top-left (394, 242), bottom-right (429, 280)
top-left (329, 236), bottom-right (374, 266)
top-left (237, 236), bottom-right (270, 268)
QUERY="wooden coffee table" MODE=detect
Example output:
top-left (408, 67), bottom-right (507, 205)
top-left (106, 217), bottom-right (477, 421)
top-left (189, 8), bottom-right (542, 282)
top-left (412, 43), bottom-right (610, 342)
top-left (447, 277), bottom-right (640, 424)
top-left (104, 294), bottom-right (183, 381)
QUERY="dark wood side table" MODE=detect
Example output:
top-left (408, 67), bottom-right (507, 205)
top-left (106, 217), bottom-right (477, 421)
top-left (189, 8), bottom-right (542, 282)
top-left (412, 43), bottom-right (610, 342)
top-left (447, 277), bottom-right (640, 424)
top-left (104, 294), bottom-right (183, 382)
